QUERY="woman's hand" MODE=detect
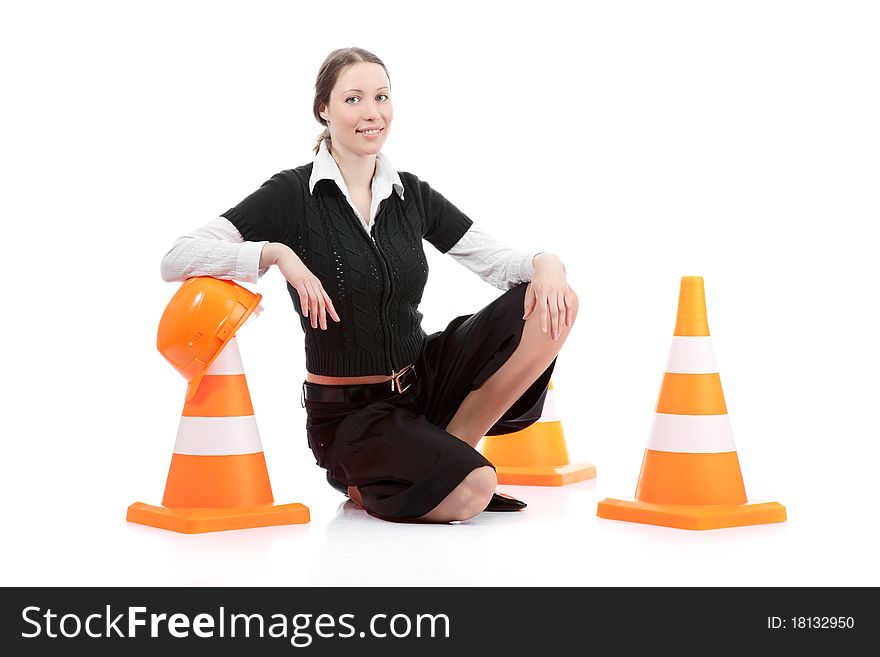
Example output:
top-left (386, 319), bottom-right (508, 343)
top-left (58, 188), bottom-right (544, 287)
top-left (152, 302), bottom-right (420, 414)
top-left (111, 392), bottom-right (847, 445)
top-left (523, 253), bottom-right (577, 341)
top-left (261, 243), bottom-right (341, 330)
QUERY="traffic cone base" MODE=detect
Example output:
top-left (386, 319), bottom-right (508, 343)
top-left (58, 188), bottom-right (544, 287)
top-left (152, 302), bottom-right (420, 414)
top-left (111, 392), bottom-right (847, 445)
top-left (493, 462), bottom-right (596, 486)
top-left (480, 381), bottom-right (596, 486)
top-left (596, 498), bottom-right (786, 531)
top-left (126, 501), bottom-right (309, 534)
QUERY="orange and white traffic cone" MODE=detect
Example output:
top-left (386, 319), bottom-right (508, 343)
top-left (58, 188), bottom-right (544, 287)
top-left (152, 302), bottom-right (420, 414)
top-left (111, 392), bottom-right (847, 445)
top-left (479, 380), bottom-right (596, 485)
top-left (128, 336), bottom-right (309, 533)
top-left (597, 276), bottom-right (786, 530)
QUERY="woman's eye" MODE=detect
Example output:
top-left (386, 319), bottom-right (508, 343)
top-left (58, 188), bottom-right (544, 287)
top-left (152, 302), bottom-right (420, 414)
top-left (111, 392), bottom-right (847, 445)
top-left (346, 95), bottom-right (389, 104)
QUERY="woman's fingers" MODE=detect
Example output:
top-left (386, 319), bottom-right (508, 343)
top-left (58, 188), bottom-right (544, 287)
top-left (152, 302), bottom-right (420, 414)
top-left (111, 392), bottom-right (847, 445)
top-left (527, 284), bottom-right (550, 334)
top-left (323, 288), bottom-right (341, 323)
top-left (522, 284), bottom-right (535, 320)
top-left (314, 284), bottom-right (328, 330)
top-left (549, 292), bottom-right (561, 340)
top-left (530, 288), bottom-right (573, 340)
top-left (290, 270), bottom-right (340, 329)
top-left (298, 288), bottom-right (310, 319)
top-left (304, 280), bottom-right (340, 329)
top-left (307, 280), bottom-right (331, 330)
top-left (308, 282), bottom-right (320, 329)
top-left (561, 291), bottom-right (569, 336)
top-left (539, 291), bottom-right (549, 335)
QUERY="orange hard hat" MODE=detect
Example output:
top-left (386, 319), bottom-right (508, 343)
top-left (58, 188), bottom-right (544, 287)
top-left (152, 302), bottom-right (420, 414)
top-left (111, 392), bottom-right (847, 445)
top-left (157, 277), bottom-right (262, 401)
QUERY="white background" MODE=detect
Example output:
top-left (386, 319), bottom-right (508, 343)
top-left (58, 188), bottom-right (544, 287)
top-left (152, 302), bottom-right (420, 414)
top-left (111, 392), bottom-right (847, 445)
top-left (1, 0), bottom-right (878, 586)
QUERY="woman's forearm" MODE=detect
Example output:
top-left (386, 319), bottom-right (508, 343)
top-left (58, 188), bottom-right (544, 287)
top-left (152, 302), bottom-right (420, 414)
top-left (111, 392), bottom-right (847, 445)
top-left (161, 216), bottom-right (270, 283)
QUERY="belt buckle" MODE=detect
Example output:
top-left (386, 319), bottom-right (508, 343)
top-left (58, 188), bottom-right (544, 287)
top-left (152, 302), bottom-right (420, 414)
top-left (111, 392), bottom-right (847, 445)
top-left (391, 364), bottom-right (415, 394)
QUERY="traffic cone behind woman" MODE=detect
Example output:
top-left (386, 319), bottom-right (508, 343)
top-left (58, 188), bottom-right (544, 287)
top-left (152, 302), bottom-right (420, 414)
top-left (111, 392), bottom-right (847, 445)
top-left (128, 337), bottom-right (309, 533)
top-left (479, 381), bottom-right (596, 485)
top-left (597, 277), bottom-right (786, 530)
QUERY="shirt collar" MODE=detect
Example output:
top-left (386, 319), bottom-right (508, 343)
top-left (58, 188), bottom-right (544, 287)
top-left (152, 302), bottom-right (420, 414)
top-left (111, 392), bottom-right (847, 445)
top-left (308, 138), bottom-right (405, 202)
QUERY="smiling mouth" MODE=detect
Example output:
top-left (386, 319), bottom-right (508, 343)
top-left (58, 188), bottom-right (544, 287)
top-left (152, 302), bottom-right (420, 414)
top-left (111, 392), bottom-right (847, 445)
top-left (357, 128), bottom-right (384, 135)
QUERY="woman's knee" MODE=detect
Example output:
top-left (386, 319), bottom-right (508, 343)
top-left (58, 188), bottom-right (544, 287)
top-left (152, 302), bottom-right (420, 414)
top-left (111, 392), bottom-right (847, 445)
top-left (418, 465), bottom-right (496, 523)
top-left (450, 466), bottom-right (496, 521)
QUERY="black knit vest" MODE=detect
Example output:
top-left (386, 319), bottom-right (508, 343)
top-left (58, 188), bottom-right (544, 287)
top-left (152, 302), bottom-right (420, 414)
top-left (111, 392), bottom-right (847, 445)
top-left (221, 163), bottom-right (473, 376)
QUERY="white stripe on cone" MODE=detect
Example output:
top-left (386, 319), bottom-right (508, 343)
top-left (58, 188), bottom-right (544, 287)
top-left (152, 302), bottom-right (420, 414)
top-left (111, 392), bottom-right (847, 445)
top-left (646, 413), bottom-right (737, 453)
top-left (665, 336), bottom-right (719, 374)
top-left (173, 416), bottom-right (264, 455)
top-left (536, 386), bottom-right (561, 423)
top-left (206, 337), bottom-right (245, 375)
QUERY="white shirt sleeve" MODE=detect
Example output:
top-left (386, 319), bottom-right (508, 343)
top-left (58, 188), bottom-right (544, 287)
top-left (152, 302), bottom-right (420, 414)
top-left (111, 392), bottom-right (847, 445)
top-left (445, 222), bottom-right (541, 290)
top-left (160, 217), bottom-right (270, 283)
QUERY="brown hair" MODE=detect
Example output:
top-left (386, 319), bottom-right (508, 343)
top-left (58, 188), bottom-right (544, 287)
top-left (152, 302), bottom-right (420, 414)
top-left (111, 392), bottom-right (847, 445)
top-left (312, 47), bottom-right (391, 155)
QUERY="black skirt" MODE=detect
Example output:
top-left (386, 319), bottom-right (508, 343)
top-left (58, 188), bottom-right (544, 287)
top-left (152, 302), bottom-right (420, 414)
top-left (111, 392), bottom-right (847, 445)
top-left (304, 282), bottom-right (557, 520)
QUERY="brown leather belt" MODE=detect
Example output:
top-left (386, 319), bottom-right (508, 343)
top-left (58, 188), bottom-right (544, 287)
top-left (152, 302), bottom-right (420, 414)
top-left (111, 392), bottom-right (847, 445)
top-left (302, 364), bottom-right (417, 405)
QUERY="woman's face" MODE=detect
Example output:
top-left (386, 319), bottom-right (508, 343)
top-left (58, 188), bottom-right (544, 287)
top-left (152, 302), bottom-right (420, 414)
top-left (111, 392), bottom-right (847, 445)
top-left (320, 62), bottom-right (393, 159)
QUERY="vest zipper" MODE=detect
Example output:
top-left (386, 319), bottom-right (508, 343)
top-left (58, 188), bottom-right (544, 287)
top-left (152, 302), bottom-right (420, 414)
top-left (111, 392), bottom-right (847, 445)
top-left (339, 192), bottom-right (396, 374)
top-left (370, 216), bottom-right (398, 372)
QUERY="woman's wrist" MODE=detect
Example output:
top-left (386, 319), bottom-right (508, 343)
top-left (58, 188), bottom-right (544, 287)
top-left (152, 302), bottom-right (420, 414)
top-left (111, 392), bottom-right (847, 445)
top-left (533, 252), bottom-right (566, 273)
top-left (259, 242), bottom-right (291, 269)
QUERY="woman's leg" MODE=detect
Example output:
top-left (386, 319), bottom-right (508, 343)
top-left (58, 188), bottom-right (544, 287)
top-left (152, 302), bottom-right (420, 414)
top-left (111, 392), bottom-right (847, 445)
top-left (445, 283), bottom-right (578, 448)
top-left (347, 466), bottom-right (497, 523)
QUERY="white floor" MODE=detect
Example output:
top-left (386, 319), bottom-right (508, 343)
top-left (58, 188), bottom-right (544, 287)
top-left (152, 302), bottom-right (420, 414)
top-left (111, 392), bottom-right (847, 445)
top-left (6, 369), bottom-right (877, 587)
top-left (5, 281), bottom-right (879, 588)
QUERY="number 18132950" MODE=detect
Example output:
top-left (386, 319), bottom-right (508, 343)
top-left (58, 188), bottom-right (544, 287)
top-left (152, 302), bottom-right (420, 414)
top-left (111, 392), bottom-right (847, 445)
top-left (768, 616), bottom-right (855, 630)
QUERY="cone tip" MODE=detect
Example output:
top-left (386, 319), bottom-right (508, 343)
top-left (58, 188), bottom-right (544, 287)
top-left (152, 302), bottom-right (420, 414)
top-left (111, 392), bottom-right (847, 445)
top-left (674, 275), bottom-right (710, 336)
